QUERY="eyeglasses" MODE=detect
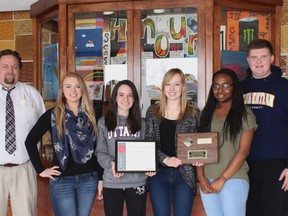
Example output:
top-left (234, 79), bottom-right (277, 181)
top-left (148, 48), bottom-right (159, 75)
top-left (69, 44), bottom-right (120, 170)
top-left (211, 83), bottom-right (234, 90)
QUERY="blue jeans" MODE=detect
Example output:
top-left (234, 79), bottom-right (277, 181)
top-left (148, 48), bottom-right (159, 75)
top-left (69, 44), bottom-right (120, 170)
top-left (148, 168), bottom-right (195, 216)
top-left (50, 172), bottom-right (98, 216)
top-left (200, 178), bottom-right (249, 216)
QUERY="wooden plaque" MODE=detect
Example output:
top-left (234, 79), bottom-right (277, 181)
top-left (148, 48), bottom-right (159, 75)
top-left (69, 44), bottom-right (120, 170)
top-left (177, 132), bottom-right (218, 164)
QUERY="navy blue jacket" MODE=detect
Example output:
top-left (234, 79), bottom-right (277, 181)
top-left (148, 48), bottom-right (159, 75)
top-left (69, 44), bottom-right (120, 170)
top-left (241, 65), bottom-right (288, 162)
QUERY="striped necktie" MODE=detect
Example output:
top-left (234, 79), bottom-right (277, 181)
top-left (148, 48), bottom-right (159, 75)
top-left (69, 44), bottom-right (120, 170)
top-left (3, 87), bottom-right (16, 154)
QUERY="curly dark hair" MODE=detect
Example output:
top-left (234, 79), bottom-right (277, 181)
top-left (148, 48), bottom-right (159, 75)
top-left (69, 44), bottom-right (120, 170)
top-left (105, 80), bottom-right (142, 134)
top-left (198, 68), bottom-right (247, 144)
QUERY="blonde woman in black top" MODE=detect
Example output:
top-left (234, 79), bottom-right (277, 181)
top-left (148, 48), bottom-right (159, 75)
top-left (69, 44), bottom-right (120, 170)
top-left (145, 68), bottom-right (199, 216)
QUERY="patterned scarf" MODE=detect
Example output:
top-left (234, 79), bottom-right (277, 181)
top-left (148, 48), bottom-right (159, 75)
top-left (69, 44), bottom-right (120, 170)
top-left (51, 107), bottom-right (95, 171)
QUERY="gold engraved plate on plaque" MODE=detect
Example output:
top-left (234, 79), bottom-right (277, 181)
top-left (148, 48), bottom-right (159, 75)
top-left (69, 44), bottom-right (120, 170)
top-left (188, 150), bottom-right (208, 159)
top-left (197, 138), bottom-right (212, 144)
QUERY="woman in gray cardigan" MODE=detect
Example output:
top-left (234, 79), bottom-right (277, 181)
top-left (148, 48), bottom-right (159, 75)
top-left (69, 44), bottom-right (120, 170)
top-left (145, 68), bottom-right (200, 216)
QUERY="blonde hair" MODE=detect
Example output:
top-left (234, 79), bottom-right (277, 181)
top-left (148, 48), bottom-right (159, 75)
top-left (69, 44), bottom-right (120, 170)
top-left (54, 72), bottom-right (97, 137)
top-left (154, 68), bottom-right (196, 120)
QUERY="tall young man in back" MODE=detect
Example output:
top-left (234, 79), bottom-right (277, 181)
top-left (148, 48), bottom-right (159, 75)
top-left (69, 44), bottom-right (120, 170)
top-left (241, 39), bottom-right (288, 216)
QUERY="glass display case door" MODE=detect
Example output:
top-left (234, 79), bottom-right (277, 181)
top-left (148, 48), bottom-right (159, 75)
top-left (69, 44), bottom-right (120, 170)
top-left (68, 2), bottom-right (134, 117)
top-left (133, 1), bottom-right (206, 115)
top-left (213, 1), bottom-right (278, 80)
top-left (32, 8), bottom-right (59, 160)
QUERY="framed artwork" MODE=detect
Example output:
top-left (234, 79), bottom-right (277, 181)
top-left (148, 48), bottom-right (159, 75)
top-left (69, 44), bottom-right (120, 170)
top-left (140, 12), bottom-right (198, 116)
top-left (221, 50), bottom-right (248, 81)
top-left (86, 81), bottom-right (104, 100)
top-left (226, 11), bottom-right (269, 51)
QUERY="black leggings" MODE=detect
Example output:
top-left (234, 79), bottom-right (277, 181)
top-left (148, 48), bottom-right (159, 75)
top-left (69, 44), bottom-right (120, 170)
top-left (246, 159), bottom-right (288, 216)
top-left (103, 186), bottom-right (147, 216)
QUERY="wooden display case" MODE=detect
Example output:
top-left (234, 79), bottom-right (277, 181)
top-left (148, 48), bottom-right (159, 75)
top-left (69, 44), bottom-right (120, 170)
top-left (213, 0), bottom-right (283, 79)
top-left (30, 0), bottom-right (283, 112)
top-left (29, 0), bottom-right (283, 214)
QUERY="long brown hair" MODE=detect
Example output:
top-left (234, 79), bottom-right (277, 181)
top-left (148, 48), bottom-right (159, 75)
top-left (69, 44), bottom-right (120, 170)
top-left (105, 80), bottom-right (142, 134)
top-left (54, 72), bottom-right (97, 137)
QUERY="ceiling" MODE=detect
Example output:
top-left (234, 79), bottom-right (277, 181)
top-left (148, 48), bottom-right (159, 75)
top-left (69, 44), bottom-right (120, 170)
top-left (0, 0), bottom-right (38, 12)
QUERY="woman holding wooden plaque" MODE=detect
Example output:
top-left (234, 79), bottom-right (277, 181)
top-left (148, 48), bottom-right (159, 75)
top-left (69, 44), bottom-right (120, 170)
top-left (145, 68), bottom-right (200, 216)
top-left (197, 68), bottom-right (257, 216)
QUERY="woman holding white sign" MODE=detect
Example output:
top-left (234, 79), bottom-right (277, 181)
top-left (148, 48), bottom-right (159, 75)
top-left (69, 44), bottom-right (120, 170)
top-left (96, 80), bottom-right (154, 216)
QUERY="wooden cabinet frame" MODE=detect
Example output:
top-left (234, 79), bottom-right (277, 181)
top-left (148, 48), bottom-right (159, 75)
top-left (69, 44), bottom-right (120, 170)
top-left (213, 0), bottom-right (282, 72)
top-left (31, 0), bottom-right (283, 109)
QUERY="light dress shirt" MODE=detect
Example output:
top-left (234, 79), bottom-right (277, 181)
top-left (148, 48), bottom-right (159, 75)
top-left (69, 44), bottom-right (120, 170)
top-left (0, 82), bottom-right (45, 164)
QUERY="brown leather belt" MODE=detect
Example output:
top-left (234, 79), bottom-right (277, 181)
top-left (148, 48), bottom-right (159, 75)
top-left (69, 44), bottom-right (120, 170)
top-left (0, 163), bottom-right (20, 167)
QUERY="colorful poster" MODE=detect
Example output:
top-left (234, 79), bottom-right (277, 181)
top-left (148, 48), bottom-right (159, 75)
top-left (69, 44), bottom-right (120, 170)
top-left (221, 50), bottom-right (248, 81)
top-left (141, 13), bottom-right (198, 58)
top-left (226, 11), bottom-right (269, 51)
top-left (43, 43), bottom-right (59, 100)
top-left (140, 13), bottom-right (198, 116)
top-left (75, 29), bottom-right (103, 57)
top-left (75, 18), bottom-right (104, 70)
top-left (110, 18), bottom-right (127, 63)
top-left (86, 81), bottom-right (104, 100)
top-left (142, 58), bottom-right (198, 116)
top-left (75, 18), bottom-right (103, 30)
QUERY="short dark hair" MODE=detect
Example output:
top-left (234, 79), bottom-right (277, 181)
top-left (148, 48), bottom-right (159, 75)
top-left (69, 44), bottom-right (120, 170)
top-left (0, 49), bottom-right (23, 69)
top-left (247, 39), bottom-right (273, 56)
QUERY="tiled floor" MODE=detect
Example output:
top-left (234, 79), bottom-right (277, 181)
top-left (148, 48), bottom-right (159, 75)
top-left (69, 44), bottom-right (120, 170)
top-left (6, 179), bottom-right (205, 216)
top-left (6, 194), bottom-right (206, 216)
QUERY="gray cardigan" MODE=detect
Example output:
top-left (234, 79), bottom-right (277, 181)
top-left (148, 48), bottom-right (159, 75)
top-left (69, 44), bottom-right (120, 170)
top-left (145, 105), bottom-right (199, 193)
top-left (96, 115), bottom-right (148, 189)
